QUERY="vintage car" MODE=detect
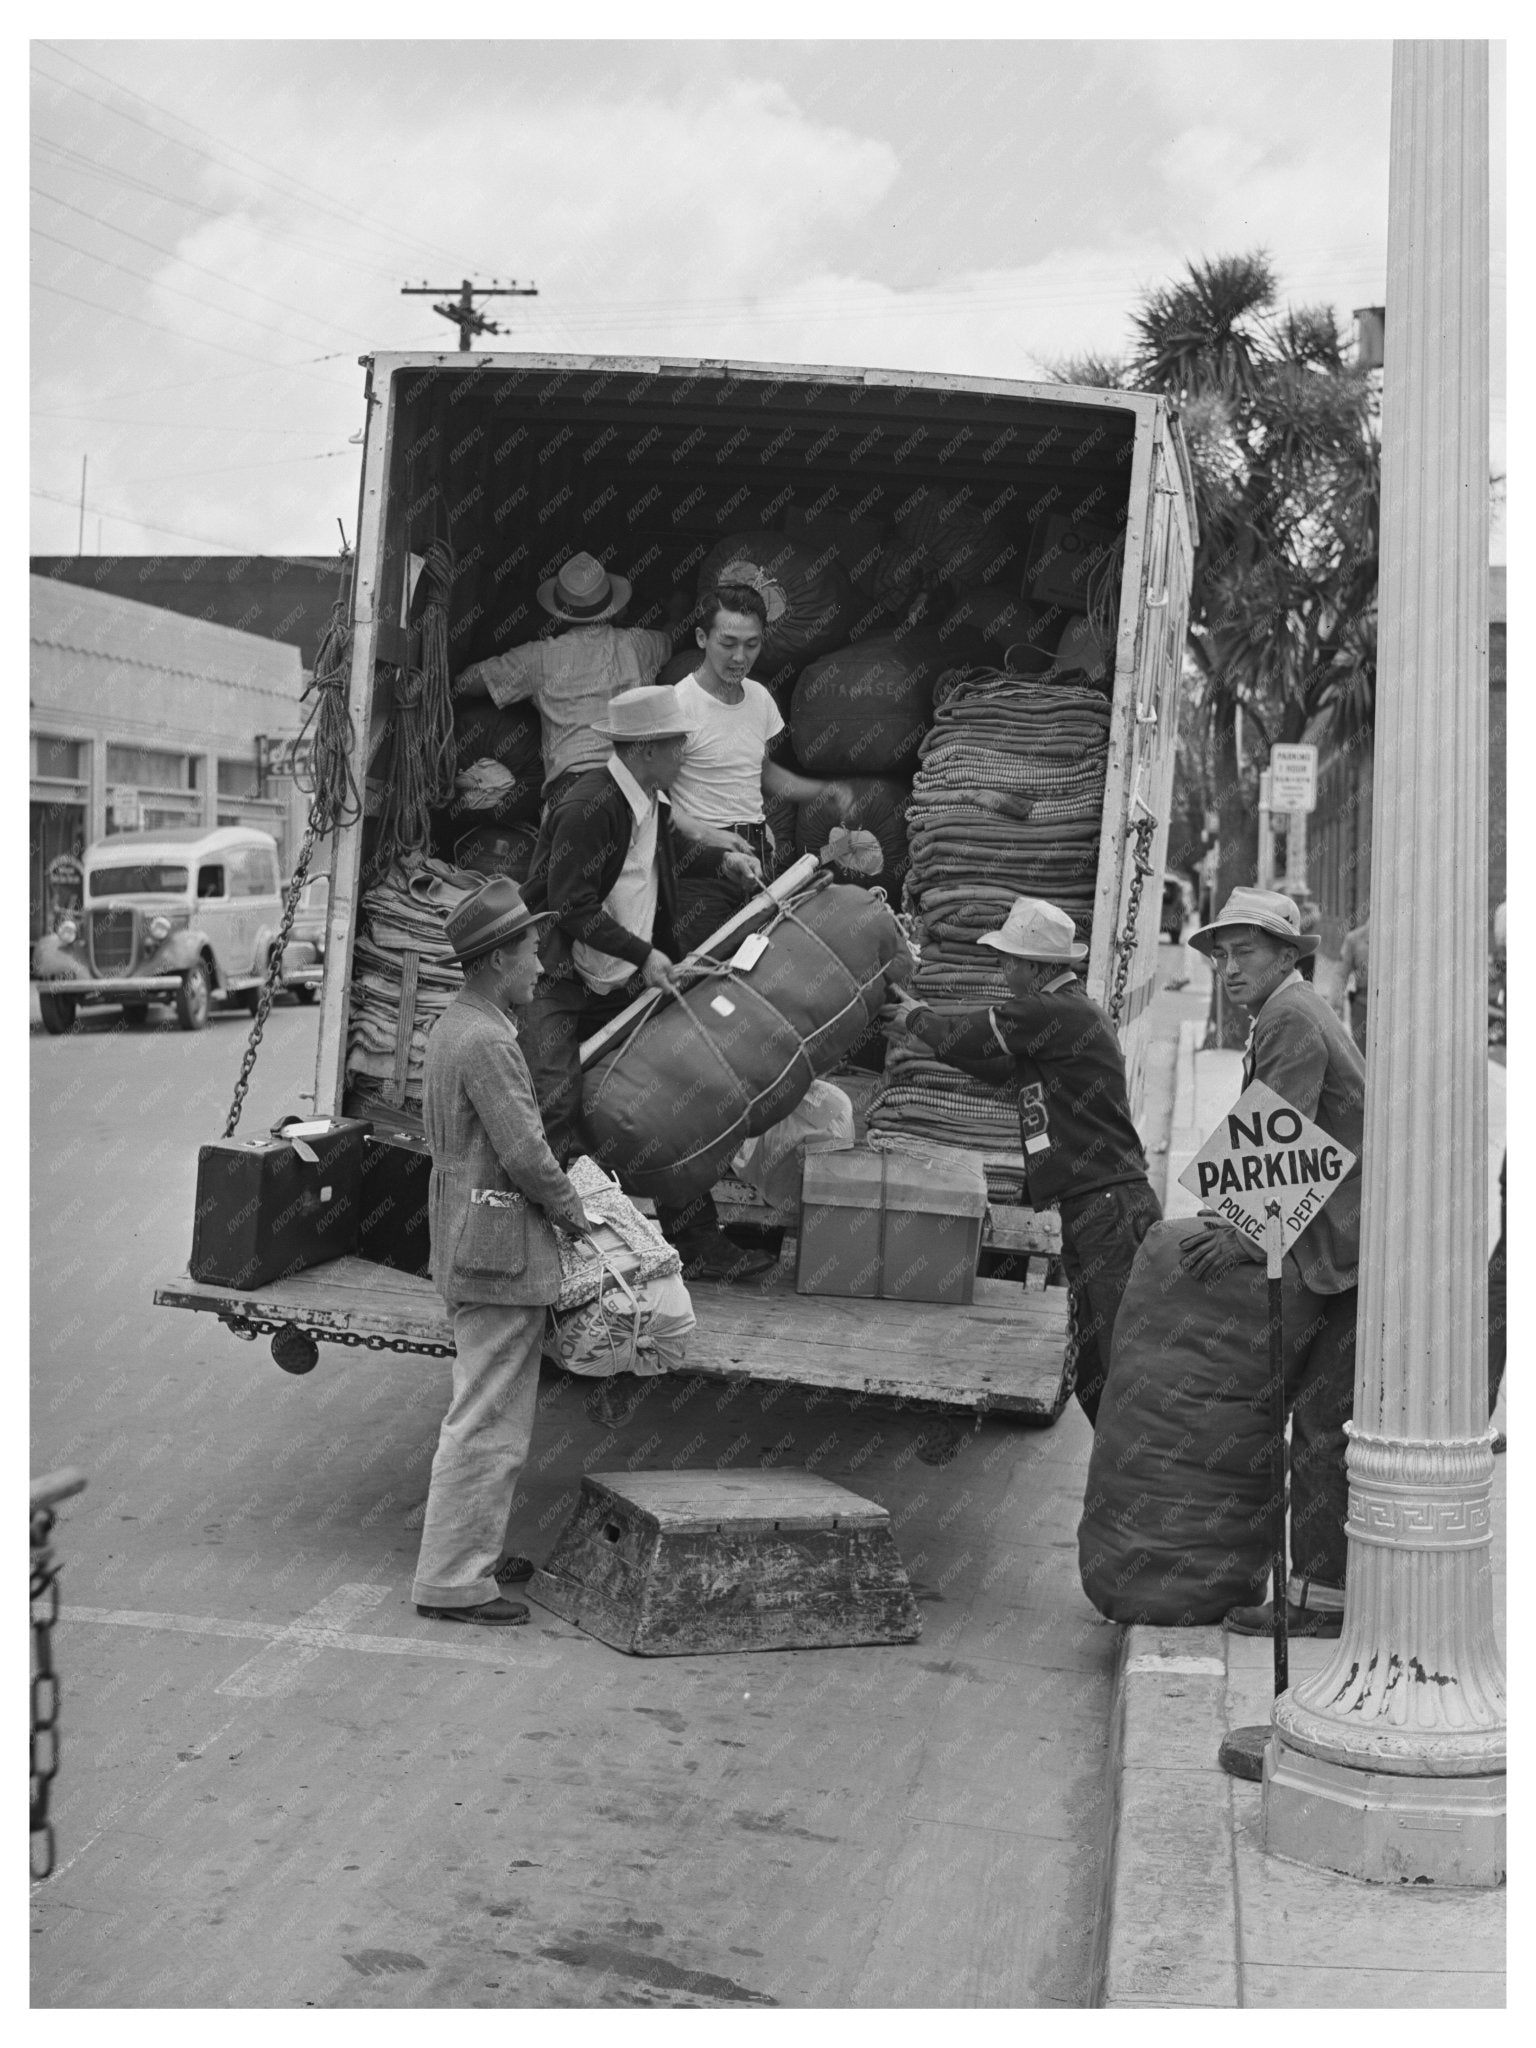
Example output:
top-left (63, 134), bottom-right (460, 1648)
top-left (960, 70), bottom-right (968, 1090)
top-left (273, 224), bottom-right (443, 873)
top-left (278, 874), bottom-right (329, 1004)
top-left (32, 825), bottom-right (285, 1035)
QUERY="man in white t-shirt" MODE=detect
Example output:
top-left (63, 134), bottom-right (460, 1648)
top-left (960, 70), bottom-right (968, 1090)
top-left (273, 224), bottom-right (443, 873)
top-left (454, 551), bottom-right (684, 804)
top-left (669, 582), bottom-right (855, 952)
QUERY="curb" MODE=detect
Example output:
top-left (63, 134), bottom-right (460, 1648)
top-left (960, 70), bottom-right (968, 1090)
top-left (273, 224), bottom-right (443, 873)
top-left (1092, 1625), bottom-right (1241, 2007)
top-left (1092, 1023), bottom-right (1241, 2007)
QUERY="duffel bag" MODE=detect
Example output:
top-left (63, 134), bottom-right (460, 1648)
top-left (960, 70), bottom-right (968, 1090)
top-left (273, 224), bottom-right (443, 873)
top-left (790, 633), bottom-right (956, 777)
top-left (1077, 1219), bottom-right (1331, 1626)
top-left (583, 877), bottom-right (908, 1205)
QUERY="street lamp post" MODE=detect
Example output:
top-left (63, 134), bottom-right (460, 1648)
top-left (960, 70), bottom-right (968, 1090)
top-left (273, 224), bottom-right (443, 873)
top-left (1263, 40), bottom-right (1505, 1883)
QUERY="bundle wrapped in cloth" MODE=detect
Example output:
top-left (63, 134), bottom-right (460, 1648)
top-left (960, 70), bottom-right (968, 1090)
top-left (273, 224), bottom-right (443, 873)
top-left (344, 857), bottom-right (478, 1107)
top-left (545, 1157), bottom-right (695, 1380)
top-left (867, 671), bottom-right (1111, 1196)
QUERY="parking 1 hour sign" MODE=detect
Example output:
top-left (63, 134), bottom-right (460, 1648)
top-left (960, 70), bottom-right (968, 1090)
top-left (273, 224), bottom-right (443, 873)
top-left (1268, 743), bottom-right (1318, 813)
top-left (1178, 1078), bottom-right (1357, 1263)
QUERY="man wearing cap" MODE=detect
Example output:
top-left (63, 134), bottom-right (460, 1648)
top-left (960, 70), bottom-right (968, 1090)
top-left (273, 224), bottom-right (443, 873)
top-left (1184, 886), bottom-right (1366, 1639)
top-left (519, 683), bottom-right (776, 1284)
top-left (883, 895), bottom-right (1160, 1425)
top-left (412, 877), bottom-right (593, 1627)
top-left (454, 551), bottom-right (685, 807)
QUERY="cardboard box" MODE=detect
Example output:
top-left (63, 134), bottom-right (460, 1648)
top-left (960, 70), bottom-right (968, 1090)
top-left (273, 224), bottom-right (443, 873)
top-left (795, 1146), bottom-right (987, 1305)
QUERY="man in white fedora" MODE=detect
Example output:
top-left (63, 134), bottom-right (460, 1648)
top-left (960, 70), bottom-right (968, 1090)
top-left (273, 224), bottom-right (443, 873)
top-left (519, 685), bottom-right (774, 1284)
top-left (883, 894), bottom-right (1161, 1426)
top-left (454, 550), bottom-right (687, 808)
top-left (1183, 884), bottom-right (1366, 1638)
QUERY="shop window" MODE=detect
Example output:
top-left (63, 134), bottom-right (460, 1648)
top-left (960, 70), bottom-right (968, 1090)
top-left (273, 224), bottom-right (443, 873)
top-left (106, 744), bottom-right (194, 790)
top-left (31, 735), bottom-right (85, 781)
top-left (217, 759), bottom-right (260, 798)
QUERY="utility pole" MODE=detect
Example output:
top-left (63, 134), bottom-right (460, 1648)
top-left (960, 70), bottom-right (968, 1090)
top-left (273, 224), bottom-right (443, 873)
top-left (1263, 39), bottom-right (1504, 1885)
top-left (400, 277), bottom-right (538, 351)
top-left (77, 455), bottom-right (87, 556)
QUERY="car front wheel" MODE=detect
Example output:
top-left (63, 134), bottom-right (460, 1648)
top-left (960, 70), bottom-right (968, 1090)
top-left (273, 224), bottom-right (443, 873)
top-left (176, 962), bottom-right (210, 1032)
top-left (38, 991), bottom-right (77, 1036)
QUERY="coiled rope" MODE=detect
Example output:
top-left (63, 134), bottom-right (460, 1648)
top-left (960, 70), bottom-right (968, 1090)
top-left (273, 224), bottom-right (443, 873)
top-left (373, 526), bottom-right (457, 872)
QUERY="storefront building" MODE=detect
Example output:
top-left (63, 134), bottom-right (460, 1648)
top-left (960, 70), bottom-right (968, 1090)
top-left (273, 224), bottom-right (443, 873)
top-left (29, 576), bottom-right (309, 941)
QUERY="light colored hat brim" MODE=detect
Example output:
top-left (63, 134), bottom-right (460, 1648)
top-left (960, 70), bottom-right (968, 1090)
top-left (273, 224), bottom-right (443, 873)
top-left (588, 718), bottom-right (693, 742)
top-left (976, 932), bottom-right (1088, 963)
top-left (1188, 915), bottom-right (1320, 958)
top-left (536, 571), bottom-right (632, 623)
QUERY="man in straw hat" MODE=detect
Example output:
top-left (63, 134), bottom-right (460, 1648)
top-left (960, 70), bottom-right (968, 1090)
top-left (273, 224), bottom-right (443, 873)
top-left (1183, 885), bottom-right (1365, 1638)
top-left (454, 550), bottom-right (687, 808)
top-left (882, 894), bottom-right (1161, 1426)
top-left (519, 684), bottom-right (776, 1285)
top-left (412, 877), bottom-right (594, 1627)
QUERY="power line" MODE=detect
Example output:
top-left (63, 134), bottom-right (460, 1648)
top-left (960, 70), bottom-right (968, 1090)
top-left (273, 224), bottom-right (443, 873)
top-left (32, 223), bottom-right (349, 356)
top-left (112, 449), bottom-right (354, 486)
top-left (32, 134), bottom-right (415, 290)
top-left (30, 484), bottom-right (289, 553)
top-left (32, 46), bottom-right (494, 284)
top-left (31, 183), bottom-right (370, 345)
top-left (31, 278), bottom-right (360, 390)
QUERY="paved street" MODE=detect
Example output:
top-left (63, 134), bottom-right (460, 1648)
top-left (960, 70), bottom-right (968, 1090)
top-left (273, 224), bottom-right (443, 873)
top-left (29, 965), bottom-right (1200, 2009)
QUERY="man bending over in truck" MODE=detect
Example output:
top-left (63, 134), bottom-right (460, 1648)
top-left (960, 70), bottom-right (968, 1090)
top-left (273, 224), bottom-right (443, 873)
top-left (454, 550), bottom-right (686, 809)
top-left (882, 895), bottom-right (1161, 1426)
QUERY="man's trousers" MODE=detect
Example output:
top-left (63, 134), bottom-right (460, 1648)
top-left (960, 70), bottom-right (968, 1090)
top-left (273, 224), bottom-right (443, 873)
top-left (410, 1300), bottom-right (546, 1610)
top-left (1057, 1179), bottom-right (1164, 1426)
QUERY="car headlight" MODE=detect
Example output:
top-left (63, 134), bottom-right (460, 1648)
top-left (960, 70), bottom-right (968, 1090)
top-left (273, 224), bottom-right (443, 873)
top-left (148, 915), bottom-right (172, 943)
top-left (56, 918), bottom-right (77, 946)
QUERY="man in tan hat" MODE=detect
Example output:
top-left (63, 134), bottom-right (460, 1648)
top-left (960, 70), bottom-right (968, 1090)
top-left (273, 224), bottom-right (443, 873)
top-left (519, 684), bottom-right (775, 1284)
top-left (1184, 885), bottom-right (1366, 1638)
top-left (413, 878), bottom-right (593, 1627)
top-left (883, 894), bottom-right (1160, 1425)
top-left (454, 550), bottom-right (686, 806)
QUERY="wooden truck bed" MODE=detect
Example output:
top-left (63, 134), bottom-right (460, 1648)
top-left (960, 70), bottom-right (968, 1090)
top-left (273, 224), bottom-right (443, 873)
top-left (153, 1251), bottom-right (1072, 1420)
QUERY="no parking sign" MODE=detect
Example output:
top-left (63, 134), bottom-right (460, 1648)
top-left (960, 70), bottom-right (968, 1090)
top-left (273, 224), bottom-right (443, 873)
top-left (1179, 1078), bottom-right (1357, 1271)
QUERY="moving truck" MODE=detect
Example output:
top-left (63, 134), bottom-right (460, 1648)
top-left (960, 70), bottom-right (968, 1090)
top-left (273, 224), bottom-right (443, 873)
top-left (157, 352), bottom-right (1196, 1420)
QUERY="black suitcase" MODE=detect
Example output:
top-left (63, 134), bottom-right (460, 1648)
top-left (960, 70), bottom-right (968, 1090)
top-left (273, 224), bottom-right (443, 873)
top-left (356, 1129), bottom-right (434, 1277)
top-left (190, 1116), bottom-right (373, 1289)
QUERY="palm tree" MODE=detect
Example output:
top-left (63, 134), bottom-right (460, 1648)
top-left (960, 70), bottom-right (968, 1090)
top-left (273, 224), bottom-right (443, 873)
top-left (1060, 254), bottom-right (1380, 1042)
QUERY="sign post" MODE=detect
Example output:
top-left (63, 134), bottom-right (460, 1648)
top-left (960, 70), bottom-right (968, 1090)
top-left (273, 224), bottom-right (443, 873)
top-left (1178, 1079), bottom-right (1358, 1776)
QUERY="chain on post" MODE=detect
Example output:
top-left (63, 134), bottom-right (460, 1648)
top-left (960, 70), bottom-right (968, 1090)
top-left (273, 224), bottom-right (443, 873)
top-left (1108, 812), bottom-right (1158, 1030)
top-left (221, 801), bottom-right (330, 1140)
top-left (31, 1506), bottom-right (62, 1881)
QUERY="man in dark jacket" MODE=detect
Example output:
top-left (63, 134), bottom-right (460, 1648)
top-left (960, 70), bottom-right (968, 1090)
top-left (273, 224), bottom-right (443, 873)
top-left (519, 684), bottom-right (774, 1283)
top-left (413, 877), bottom-right (592, 1628)
top-left (883, 895), bottom-right (1161, 1424)
top-left (1183, 886), bottom-right (1367, 1639)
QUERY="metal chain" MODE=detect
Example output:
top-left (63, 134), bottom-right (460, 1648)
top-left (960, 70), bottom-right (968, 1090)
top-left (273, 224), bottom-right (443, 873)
top-left (221, 802), bottom-right (330, 1140)
top-left (31, 1506), bottom-right (61, 1882)
top-left (1108, 813), bottom-right (1158, 1029)
top-left (220, 1315), bottom-right (455, 1359)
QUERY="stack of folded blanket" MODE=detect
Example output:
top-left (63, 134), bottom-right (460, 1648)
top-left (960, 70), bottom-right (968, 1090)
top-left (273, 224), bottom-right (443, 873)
top-left (869, 671), bottom-right (1111, 1199)
top-left (345, 857), bottom-right (478, 1110)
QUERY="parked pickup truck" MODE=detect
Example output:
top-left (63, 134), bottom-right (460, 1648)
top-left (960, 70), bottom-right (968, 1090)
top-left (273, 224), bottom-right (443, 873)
top-left (32, 824), bottom-right (284, 1034)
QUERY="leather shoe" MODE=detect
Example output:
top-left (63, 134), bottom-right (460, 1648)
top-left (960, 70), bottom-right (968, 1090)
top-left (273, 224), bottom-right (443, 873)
top-left (416, 1597), bottom-right (529, 1626)
top-left (1223, 1598), bottom-right (1342, 1639)
top-left (493, 1555), bottom-right (536, 1585)
top-left (679, 1232), bottom-right (777, 1284)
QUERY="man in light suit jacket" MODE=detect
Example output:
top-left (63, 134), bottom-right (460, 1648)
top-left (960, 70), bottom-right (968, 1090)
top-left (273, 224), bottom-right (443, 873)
top-left (412, 877), bottom-right (592, 1627)
top-left (1181, 887), bottom-right (1367, 1639)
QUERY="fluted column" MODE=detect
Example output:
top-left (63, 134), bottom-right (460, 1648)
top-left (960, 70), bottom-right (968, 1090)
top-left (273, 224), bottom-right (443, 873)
top-left (1264, 39), bottom-right (1505, 1885)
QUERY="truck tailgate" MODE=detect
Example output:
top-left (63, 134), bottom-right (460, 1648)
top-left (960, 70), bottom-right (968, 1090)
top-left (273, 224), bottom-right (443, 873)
top-left (154, 1257), bottom-right (1071, 1419)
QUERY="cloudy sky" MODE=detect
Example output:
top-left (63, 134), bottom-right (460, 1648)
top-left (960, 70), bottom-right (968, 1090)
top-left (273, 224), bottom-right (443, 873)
top-left (30, 36), bottom-right (1507, 561)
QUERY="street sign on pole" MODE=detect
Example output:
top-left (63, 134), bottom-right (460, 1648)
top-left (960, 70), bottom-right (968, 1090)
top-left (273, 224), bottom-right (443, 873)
top-left (1269, 744), bottom-right (1318, 814)
top-left (1181, 1079), bottom-right (1358, 1708)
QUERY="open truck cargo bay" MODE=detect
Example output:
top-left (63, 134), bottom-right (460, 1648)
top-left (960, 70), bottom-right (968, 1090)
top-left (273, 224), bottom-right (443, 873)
top-left (155, 352), bottom-right (1195, 1416)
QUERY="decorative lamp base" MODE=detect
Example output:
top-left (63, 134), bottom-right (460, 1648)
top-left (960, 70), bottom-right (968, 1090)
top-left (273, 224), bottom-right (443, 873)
top-left (1263, 1734), bottom-right (1505, 1886)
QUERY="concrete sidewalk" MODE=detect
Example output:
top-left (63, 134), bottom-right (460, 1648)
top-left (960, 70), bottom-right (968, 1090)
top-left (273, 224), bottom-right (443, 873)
top-left (1094, 1029), bottom-right (1508, 2008)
